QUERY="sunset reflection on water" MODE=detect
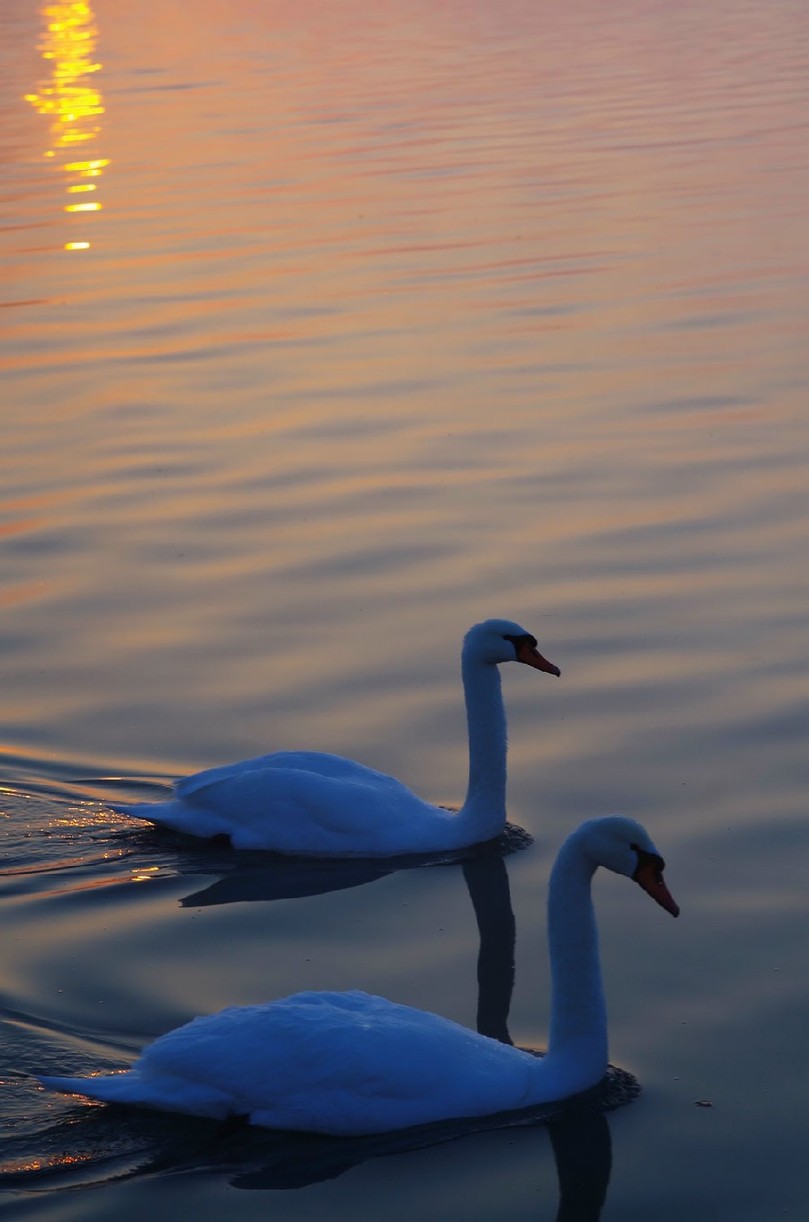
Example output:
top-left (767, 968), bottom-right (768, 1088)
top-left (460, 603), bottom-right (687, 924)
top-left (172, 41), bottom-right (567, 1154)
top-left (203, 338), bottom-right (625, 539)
top-left (25, 1), bottom-right (107, 250)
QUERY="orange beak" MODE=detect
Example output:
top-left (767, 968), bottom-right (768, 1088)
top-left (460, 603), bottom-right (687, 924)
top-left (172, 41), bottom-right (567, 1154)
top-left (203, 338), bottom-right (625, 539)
top-left (634, 856), bottom-right (680, 917)
top-left (515, 639), bottom-right (561, 677)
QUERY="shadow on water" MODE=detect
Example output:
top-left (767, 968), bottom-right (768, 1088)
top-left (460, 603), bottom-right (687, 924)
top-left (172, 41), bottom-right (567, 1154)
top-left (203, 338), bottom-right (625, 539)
top-left (227, 1111), bottom-right (615, 1222)
top-left (175, 822), bottom-right (533, 907)
top-left (1, 849), bottom-right (631, 1218)
top-left (0, 1073), bottom-right (622, 1217)
top-left (463, 856), bottom-right (517, 1044)
top-left (0, 1091), bottom-right (619, 1217)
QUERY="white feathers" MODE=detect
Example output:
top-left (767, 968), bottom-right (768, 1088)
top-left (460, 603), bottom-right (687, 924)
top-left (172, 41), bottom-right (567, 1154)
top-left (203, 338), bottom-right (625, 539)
top-left (38, 817), bottom-right (677, 1135)
top-left (111, 619), bottom-right (559, 856)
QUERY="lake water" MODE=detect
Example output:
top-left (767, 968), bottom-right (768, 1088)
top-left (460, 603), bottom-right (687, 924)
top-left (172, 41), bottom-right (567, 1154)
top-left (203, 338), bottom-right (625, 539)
top-left (1, 0), bottom-right (807, 1217)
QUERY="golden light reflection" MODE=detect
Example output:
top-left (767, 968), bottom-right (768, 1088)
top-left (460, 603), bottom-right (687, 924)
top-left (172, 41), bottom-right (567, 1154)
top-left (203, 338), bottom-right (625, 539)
top-left (25, 2), bottom-right (108, 252)
top-left (131, 866), bottom-right (161, 883)
top-left (2, 1153), bottom-right (95, 1175)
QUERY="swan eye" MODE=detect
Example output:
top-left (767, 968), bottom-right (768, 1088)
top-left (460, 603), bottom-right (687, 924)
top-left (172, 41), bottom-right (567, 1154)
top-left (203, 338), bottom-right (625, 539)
top-left (502, 633), bottom-right (538, 650)
top-left (631, 844), bottom-right (666, 881)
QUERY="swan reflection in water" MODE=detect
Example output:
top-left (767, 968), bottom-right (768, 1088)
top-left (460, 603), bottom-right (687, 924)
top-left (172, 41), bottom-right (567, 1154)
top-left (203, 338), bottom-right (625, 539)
top-left (228, 1111), bottom-right (615, 1221)
top-left (175, 819), bottom-right (532, 908)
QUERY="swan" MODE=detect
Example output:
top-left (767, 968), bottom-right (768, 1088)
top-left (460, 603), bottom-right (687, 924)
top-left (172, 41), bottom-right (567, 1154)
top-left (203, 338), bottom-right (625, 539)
top-left (37, 815), bottom-right (679, 1135)
top-left (109, 619), bottom-right (560, 855)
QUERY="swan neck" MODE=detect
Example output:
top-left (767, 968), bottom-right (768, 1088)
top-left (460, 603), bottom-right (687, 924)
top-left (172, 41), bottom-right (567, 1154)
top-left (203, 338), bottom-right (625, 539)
top-left (457, 651), bottom-right (508, 838)
top-left (545, 836), bottom-right (608, 1081)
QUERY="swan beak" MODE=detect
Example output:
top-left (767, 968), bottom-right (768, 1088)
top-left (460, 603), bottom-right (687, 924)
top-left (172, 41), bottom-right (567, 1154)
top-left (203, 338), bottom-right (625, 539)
top-left (634, 857), bottom-right (680, 918)
top-left (516, 641), bottom-right (561, 676)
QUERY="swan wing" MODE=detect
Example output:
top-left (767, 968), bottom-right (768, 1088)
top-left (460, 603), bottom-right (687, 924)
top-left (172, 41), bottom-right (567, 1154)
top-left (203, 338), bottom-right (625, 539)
top-left (174, 751), bottom-right (388, 798)
top-left (172, 757), bottom-right (442, 853)
top-left (133, 992), bottom-right (537, 1134)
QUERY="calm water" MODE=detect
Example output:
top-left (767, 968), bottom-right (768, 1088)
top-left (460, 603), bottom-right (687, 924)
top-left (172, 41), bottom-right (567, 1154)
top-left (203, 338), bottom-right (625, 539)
top-left (2, 0), bottom-right (808, 1217)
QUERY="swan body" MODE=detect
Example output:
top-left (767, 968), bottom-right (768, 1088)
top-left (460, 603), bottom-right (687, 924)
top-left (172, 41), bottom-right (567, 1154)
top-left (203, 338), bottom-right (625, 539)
top-left (38, 816), bottom-right (679, 1135)
top-left (110, 619), bottom-right (560, 855)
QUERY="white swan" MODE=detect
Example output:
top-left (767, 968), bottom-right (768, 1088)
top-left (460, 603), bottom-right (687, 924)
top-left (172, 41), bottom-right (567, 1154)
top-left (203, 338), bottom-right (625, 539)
top-left (110, 619), bottom-right (560, 854)
top-left (37, 815), bottom-right (679, 1134)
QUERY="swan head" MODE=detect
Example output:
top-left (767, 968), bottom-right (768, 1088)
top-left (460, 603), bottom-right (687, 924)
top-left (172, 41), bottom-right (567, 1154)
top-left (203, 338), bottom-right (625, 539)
top-left (574, 815), bottom-right (680, 917)
top-left (463, 619), bottom-right (561, 676)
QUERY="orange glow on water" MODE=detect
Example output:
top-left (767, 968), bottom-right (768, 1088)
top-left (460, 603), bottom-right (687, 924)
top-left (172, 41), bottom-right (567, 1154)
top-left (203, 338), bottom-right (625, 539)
top-left (0, 1151), bottom-right (97, 1175)
top-left (25, 2), bottom-right (108, 251)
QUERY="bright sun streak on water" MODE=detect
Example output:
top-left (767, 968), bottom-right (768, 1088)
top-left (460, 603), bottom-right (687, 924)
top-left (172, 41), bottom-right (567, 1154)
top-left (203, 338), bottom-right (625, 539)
top-left (25, 1), bottom-right (108, 251)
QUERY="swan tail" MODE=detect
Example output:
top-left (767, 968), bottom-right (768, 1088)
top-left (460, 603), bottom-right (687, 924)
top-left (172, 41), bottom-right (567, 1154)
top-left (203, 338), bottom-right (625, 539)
top-left (108, 801), bottom-right (161, 821)
top-left (37, 1071), bottom-right (234, 1117)
top-left (37, 1072), bottom-right (136, 1103)
top-left (108, 800), bottom-right (228, 839)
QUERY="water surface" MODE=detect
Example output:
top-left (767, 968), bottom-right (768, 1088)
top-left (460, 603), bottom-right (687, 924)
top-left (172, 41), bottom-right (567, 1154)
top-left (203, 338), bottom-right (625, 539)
top-left (2, 1), bottom-right (807, 1218)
